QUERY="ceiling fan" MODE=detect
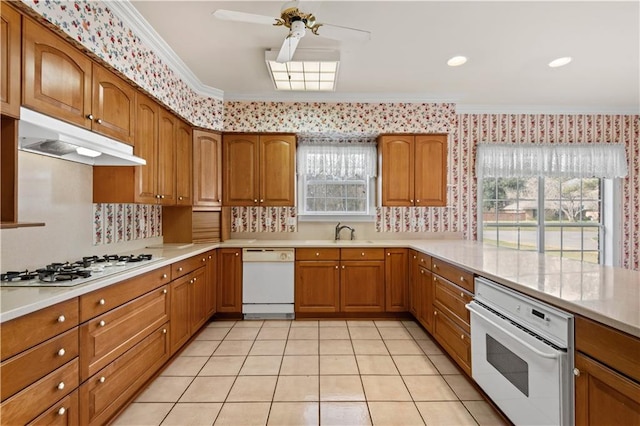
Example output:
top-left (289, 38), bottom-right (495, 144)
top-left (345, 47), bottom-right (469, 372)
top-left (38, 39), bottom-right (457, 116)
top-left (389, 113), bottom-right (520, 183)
top-left (212, 1), bottom-right (371, 63)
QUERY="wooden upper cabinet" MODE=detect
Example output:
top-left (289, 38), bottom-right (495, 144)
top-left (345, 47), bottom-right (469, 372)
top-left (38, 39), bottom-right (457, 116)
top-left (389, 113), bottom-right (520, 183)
top-left (260, 134), bottom-right (296, 206)
top-left (223, 134), bottom-right (259, 206)
top-left (414, 135), bottom-right (447, 206)
top-left (22, 17), bottom-right (92, 128)
top-left (1, 4), bottom-right (21, 118)
top-left (157, 109), bottom-right (177, 205)
top-left (222, 133), bottom-right (295, 207)
top-left (380, 135), bottom-right (414, 206)
top-left (133, 93), bottom-right (159, 204)
top-left (193, 129), bottom-right (222, 209)
top-left (91, 64), bottom-right (135, 144)
top-left (379, 134), bottom-right (447, 207)
top-left (175, 121), bottom-right (192, 206)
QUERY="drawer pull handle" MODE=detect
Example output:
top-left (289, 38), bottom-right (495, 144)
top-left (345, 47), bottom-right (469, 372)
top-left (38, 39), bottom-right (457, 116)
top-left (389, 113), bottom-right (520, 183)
top-left (57, 348), bottom-right (66, 357)
top-left (316, 252), bottom-right (320, 256)
top-left (433, 263), bottom-right (437, 268)
top-left (461, 334), bottom-right (465, 340)
top-left (413, 255), bottom-right (417, 259)
top-left (99, 376), bottom-right (106, 383)
top-left (99, 320), bottom-right (106, 327)
top-left (178, 267), bottom-right (183, 272)
top-left (460, 276), bottom-right (465, 282)
top-left (99, 299), bottom-right (105, 305)
top-left (57, 382), bottom-right (65, 390)
top-left (58, 407), bottom-right (66, 416)
top-left (162, 274), bottom-right (168, 279)
top-left (361, 252), bottom-right (365, 256)
top-left (57, 315), bottom-right (65, 323)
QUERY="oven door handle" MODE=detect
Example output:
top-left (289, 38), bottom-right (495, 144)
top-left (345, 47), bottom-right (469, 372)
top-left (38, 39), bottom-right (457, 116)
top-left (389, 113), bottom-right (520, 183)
top-left (466, 302), bottom-right (562, 360)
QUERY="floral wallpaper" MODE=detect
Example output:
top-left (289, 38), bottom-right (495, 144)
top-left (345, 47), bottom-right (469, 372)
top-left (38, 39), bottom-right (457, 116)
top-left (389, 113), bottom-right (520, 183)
top-left (93, 204), bottom-right (161, 246)
top-left (20, 0), bottom-right (224, 130)
top-left (231, 207), bottom-right (297, 233)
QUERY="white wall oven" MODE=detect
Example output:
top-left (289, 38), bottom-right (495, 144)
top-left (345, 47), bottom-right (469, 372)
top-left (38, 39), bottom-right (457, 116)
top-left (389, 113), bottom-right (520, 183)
top-left (467, 277), bottom-right (574, 425)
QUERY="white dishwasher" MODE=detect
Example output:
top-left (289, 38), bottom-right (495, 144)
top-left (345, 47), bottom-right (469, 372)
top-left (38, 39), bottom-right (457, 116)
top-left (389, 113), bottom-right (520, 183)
top-left (242, 248), bottom-right (295, 319)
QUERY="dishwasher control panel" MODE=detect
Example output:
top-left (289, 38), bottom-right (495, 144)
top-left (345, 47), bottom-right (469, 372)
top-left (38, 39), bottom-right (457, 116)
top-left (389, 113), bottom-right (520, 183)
top-left (242, 248), bottom-right (295, 262)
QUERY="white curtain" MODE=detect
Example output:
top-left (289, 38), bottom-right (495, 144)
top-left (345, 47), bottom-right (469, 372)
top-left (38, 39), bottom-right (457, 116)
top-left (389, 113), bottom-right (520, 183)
top-left (297, 135), bottom-right (377, 179)
top-left (476, 143), bottom-right (628, 178)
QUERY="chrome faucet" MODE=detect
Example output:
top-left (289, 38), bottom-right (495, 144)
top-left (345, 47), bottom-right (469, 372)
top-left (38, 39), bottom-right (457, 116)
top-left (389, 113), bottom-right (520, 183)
top-left (335, 222), bottom-right (355, 240)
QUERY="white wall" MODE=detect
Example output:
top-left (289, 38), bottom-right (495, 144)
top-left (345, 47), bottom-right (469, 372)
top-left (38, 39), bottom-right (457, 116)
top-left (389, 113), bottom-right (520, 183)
top-left (0, 152), bottom-right (161, 271)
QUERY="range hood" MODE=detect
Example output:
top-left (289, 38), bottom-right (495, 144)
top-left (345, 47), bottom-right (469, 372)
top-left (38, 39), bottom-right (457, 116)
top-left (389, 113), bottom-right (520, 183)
top-left (18, 107), bottom-right (146, 166)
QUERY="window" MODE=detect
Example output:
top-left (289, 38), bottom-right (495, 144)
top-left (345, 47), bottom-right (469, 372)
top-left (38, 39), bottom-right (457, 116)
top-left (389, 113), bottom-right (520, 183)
top-left (297, 142), bottom-right (377, 218)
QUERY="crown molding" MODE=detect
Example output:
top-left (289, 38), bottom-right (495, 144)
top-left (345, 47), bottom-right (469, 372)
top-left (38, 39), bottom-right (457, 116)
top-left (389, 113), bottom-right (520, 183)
top-left (455, 104), bottom-right (640, 115)
top-left (108, 1), bottom-right (224, 100)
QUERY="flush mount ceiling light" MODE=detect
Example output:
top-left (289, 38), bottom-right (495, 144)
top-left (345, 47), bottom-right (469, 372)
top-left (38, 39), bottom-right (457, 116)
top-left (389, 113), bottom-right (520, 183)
top-left (447, 56), bottom-right (467, 67)
top-left (265, 49), bottom-right (340, 91)
top-left (549, 56), bottom-right (572, 68)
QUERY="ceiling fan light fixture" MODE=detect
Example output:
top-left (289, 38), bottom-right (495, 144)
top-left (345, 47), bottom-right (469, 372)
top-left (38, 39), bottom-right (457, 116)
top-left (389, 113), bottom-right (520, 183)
top-left (549, 56), bottom-right (572, 68)
top-left (265, 49), bottom-right (340, 91)
top-left (447, 56), bottom-right (468, 67)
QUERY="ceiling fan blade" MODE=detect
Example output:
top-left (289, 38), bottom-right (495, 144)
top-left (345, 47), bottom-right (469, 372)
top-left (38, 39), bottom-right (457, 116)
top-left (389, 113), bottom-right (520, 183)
top-left (276, 36), bottom-right (300, 63)
top-left (318, 23), bottom-right (371, 42)
top-left (212, 9), bottom-right (277, 25)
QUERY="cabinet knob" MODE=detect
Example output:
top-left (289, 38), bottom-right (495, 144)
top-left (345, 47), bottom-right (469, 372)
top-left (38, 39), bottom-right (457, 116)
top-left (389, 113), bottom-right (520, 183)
top-left (57, 382), bottom-right (65, 390)
top-left (420, 270), bottom-right (424, 275)
top-left (161, 195), bottom-right (165, 199)
top-left (163, 328), bottom-right (167, 334)
top-left (433, 276), bottom-right (436, 281)
top-left (218, 199), bottom-right (221, 203)
top-left (162, 274), bottom-right (167, 279)
top-left (163, 289), bottom-right (167, 294)
top-left (461, 292), bottom-right (464, 298)
top-left (178, 267), bottom-right (183, 272)
top-left (57, 407), bottom-right (66, 416)
top-left (96, 118), bottom-right (103, 124)
top-left (387, 252), bottom-right (390, 256)
top-left (194, 277), bottom-right (197, 282)
top-left (410, 199), bottom-right (414, 203)
top-left (413, 255), bottom-right (417, 259)
top-left (179, 196), bottom-right (183, 201)
top-left (420, 258), bottom-right (424, 263)
top-left (573, 368), bottom-right (581, 377)
top-left (99, 320), bottom-right (106, 327)
top-left (260, 199), bottom-right (264, 203)
top-left (99, 376), bottom-right (106, 383)
top-left (156, 194), bottom-right (161, 199)
top-left (86, 114), bottom-right (94, 120)
top-left (235, 252), bottom-right (239, 256)
top-left (208, 255), bottom-right (212, 259)
top-left (335, 265), bottom-right (338, 269)
top-left (342, 265), bottom-right (345, 269)
top-left (433, 263), bottom-right (437, 269)
top-left (361, 252), bottom-right (365, 256)
top-left (190, 279), bottom-right (194, 284)
top-left (416, 199), bottom-right (420, 203)
top-left (434, 311), bottom-right (437, 316)
top-left (253, 199), bottom-right (258, 203)
top-left (202, 258), bottom-right (206, 262)
top-left (316, 252), bottom-right (320, 256)
top-left (57, 348), bottom-right (66, 357)
top-left (461, 334), bottom-right (464, 340)
top-left (460, 276), bottom-right (465, 282)
top-left (57, 315), bottom-right (66, 323)
top-left (99, 298), bottom-right (105, 305)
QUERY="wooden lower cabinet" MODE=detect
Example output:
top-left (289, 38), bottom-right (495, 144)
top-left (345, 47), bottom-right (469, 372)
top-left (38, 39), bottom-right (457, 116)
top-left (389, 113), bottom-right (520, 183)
top-left (433, 307), bottom-right (471, 375)
top-left (205, 250), bottom-right (217, 317)
top-left (79, 324), bottom-right (170, 426)
top-left (295, 260), bottom-right (340, 313)
top-left (340, 260), bottom-right (385, 312)
top-left (385, 248), bottom-right (408, 312)
top-left (575, 352), bottom-right (640, 425)
top-left (217, 248), bottom-right (242, 313)
top-left (29, 390), bottom-right (79, 426)
top-left (170, 267), bottom-right (208, 354)
top-left (417, 266), bottom-right (433, 332)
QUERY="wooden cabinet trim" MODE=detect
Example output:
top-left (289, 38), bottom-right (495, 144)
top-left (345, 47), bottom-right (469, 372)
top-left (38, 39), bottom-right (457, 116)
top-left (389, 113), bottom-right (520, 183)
top-left (296, 248), bottom-right (340, 261)
top-left (1, 4), bottom-right (21, 118)
top-left (431, 257), bottom-right (474, 293)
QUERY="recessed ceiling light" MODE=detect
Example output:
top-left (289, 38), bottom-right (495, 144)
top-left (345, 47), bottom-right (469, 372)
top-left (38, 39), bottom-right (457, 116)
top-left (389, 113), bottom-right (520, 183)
top-left (548, 57), bottom-right (572, 68)
top-left (447, 56), bottom-right (467, 67)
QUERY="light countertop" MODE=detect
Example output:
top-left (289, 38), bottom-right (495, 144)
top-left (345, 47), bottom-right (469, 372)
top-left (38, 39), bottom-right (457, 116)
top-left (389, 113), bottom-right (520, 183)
top-left (1, 239), bottom-right (638, 339)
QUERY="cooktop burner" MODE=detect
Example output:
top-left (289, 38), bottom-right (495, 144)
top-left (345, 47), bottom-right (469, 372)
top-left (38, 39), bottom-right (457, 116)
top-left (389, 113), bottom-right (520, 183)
top-left (1, 254), bottom-right (159, 287)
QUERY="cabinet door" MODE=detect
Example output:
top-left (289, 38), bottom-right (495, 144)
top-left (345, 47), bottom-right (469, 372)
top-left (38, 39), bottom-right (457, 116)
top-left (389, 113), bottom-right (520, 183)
top-left (170, 274), bottom-right (191, 354)
top-left (193, 130), bottom-right (222, 209)
top-left (190, 267), bottom-right (208, 332)
top-left (223, 134), bottom-right (258, 206)
top-left (133, 93), bottom-right (159, 203)
top-left (575, 352), bottom-right (640, 426)
top-left (260, 134), bottom-right (296, 206)
top-left (205, 250), bottom-right (217, 317)
top-left (217, 249), bottom-right (242, 313)
top-left (408, 250), bottom-right (420, 318)
top-left (295, 261), bottom-right (340, 313)
top-left (380, 135), bottom-right (415, 206)
top-left (91, 64), bottom-right (135, 144)
top-left (385, 248), bottom-right (408, 312)
top-left (414, 134), bottom-right (447, 207)
top-left (1, 4), bottom-right (21, 118)
top-left (340, 261), bottom-right (385, 312)
top-left (157, 109), bottom-right (177, 205)
top-left (433, 307), bottom-right (470, 375)
top-left (175, 120), bottom-right (193, 206)
top-left (28, 389), bottom-right (78, 426)
top-left (22, 18), bottom-right (92, 128)
top-left (418, 267), bottom-right (433, 332)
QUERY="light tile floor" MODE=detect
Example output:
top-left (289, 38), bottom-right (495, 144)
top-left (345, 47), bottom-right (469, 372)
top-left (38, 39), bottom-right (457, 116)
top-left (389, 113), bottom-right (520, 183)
top-left (113, 319), bottom-right (508, 426)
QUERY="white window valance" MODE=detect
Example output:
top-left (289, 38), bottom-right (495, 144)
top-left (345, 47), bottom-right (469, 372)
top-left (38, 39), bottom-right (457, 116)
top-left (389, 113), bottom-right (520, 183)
top-left (476, 143), bottom-right (628, 179)
top-left (297, 143), bottom-right (377, 179)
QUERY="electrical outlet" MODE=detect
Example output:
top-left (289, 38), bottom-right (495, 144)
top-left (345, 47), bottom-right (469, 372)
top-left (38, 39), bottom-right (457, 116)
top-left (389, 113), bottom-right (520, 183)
top-left (287, 217), bottom-right (297, 226)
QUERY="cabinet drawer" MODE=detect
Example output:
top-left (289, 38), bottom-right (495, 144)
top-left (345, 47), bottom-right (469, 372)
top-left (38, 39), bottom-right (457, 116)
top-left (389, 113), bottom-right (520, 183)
top-left (28, 389), bottom-right (79, 426)
top-left (433, 308), bottom-right (471, 376)
top-left (416, 252), bottom-right (432, 269)
top-left (79, 324), bottom-right (170, 426)
top-left (79, 266), bottom-right (170, 322)
top-left (79, 285), bottom-right (169, 381)
top-left (1, 328), bottom-right (78, 401)
top-left (0, 358), bottom-right (79, 425)
top-left (172, 254), bottom-right (208, 279)
top-left (433, 275), bottom-right (472, 333)
top-left (431, 258), bottom-right (474, 293)
top-left (1, 298), bottom-right (79, 360)
top-left (340, 248), bottom-right (385, 261)
top-left (296, 248), bottom-right (340, 261)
